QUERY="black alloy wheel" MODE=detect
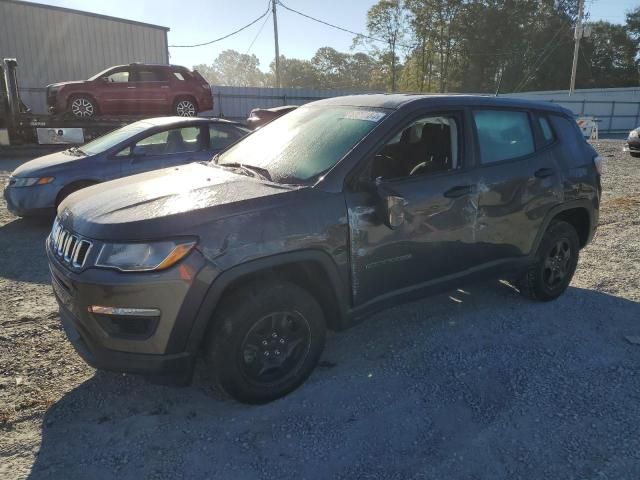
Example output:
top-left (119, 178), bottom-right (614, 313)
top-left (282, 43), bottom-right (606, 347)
top-left (239, 311), bottom-right (311, 386)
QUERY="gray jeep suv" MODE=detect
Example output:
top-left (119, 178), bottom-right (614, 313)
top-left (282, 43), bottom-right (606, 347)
top-left (46, 95), bottom-right (602, 404)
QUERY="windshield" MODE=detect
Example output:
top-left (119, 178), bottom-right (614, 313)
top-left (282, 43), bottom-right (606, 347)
top-left (218, 106), bottom-right (387, 183)
top-left (80, 121), bottom-right (152, 155)
top-left (88, 67), bottom-right (113, 81)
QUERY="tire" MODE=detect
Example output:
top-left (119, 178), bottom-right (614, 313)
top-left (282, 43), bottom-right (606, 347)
top-left (630, 152), bottom-right (640, 158)
top-left (518, 220), bottom-right (580, 301)
top-left (55, 181), bottom-right (96, 210)
top-left (174, 98), bottom-right (198, 117)
top-left (205, 280), bottom-right (326, 404)
top-left (68, 96), bottom-right (97, 118)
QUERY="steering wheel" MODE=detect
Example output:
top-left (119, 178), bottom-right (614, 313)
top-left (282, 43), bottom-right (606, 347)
top-left (409, 161), bottom-right (428, 176)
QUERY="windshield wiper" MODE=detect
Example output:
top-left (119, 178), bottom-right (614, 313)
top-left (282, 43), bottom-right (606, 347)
top-left (67, 146), bottom-right (86, 156)
top-left (218, 162), bottom-right (272, 181)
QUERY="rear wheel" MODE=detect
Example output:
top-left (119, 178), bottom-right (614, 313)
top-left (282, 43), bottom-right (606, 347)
top-left (518, 220), bottom-right (580, 301)
top-left (174, 98), bottom-right (197, 117)
top-left (69, 96), bottom-right (97, 118)
top-left (205, 280), bottom-right (326, 404)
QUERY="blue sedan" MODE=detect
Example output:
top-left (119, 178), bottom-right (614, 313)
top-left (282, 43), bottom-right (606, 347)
top-left (4, 117), bottom-right (249, 217)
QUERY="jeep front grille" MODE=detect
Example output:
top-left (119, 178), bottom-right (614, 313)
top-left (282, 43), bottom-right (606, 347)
top-left (50, 219), bottom-right (92, 268)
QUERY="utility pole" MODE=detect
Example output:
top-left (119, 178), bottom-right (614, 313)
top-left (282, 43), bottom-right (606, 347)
top-left (272, 0), bottom-right (281, 88)
top-left (569, 0), bottom-right (584, 95)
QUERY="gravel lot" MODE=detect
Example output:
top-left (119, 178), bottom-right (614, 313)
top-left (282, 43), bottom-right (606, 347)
top-left (1, 139), bottom-right (639, 479)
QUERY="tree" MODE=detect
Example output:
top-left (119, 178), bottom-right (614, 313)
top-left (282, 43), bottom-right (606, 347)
top-left (192, 63), bottom-right (219, 85)
top-left (211, 50), bottom-right (266, 87)
top-left (355, 0), bottom-right (407, 91)
top-left (269, 56), bottom-right (321, 88)
top-left (311, 47), bottom-right (350, 88)
top-left (577, 21), bottom-right (639, 88)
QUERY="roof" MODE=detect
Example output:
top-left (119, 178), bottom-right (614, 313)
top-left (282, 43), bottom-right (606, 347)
top-left (309, 93), bottom-right (571, 115)
top-left (1, 0), bottom-right (170, 31)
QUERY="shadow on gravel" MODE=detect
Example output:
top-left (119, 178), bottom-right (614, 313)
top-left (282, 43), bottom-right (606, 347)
top-left (0, 217), bottom-right (52, 283)
top-left (28, 285), bottom-right (640, 479)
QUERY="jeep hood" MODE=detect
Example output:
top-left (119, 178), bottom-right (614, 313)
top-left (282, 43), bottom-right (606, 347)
top-left (59, 162), bottom-right (299, 240)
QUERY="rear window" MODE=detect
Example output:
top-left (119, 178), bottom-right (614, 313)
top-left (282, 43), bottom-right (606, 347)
top-left (136, 70), bottom-right (164, 82)
top-left (549, 115), bottom-right (588, 167)
top-left (473, 110), bottom-right (534, 164)
top-left (173, 72), bottom-right (185, 81)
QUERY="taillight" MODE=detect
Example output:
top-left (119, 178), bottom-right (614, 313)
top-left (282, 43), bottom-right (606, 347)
top-left (593, 155), bottom-right (603, 175)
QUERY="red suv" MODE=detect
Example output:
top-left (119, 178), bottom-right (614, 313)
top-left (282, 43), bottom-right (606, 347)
top-left (46, 64), bottom-right (213, 119)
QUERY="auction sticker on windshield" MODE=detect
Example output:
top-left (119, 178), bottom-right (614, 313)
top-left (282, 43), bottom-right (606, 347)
top-left (342, 110), bottom-right (386, 122)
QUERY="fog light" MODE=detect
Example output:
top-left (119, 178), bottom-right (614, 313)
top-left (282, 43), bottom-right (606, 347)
top-left (88, 305), bottom-right (160, 317)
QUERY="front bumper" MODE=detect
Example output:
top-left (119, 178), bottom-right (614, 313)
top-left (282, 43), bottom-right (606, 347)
top-left (4, 183), bottom-right (58, 216)
top-left (47, 239), bottom-right (217, 375)
top-left (626, 136), bottom-right (640, 152)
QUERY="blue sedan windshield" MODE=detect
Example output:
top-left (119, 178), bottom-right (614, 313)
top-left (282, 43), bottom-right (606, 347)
top-left (80, 121), bottom-right (152, 156)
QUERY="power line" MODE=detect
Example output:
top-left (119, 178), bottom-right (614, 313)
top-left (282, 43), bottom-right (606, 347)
top-left (277, 0), bottom-right (404, 48)
top-left (513, 25), bottom-right (571, 92)
top-left (168, 3), bottom-right (271, 48)
top-left (246, 11), bottom-right (272, 55)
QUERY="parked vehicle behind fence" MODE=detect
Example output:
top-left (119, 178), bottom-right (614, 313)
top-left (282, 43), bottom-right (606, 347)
top-left (627, 127), bottom-right (640, 157)
top-left (47, 94), bottom-right (601, 404)
top-left (46, 64), bottom-right (213, 119)
top-left (4, 117), bottom-right (249, 216)
top-left (246, 105), bottom-right (298, 130)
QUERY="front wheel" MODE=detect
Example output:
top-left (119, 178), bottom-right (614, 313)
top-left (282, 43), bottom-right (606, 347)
top-left (205, 281), bottom-right (326, 404)
top-left (69, 96), bottom-right (97, 118)
top-left (518, 220), bottom-right (580, 301)
top-left (174, 98), bottom-right (197, 117)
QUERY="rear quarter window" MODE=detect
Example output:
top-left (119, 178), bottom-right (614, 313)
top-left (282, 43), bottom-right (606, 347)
top-left (548, 115), bottom-right (589, 167)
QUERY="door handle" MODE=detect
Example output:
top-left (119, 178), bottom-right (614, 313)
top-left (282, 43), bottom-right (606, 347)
top-left (534, 167), bottom-right (555, 178)
top-left (444, 185), bottom-right (474, 198)
top-left (160, 86), bottom-right (169, 89)
top-left (127, 86), bottom-right (136, 89)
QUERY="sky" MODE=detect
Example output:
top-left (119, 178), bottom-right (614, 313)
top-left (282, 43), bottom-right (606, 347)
top-left (30, 0), bottom-right (640, 72)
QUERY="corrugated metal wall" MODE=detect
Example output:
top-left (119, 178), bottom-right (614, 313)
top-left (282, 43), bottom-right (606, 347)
top-left (0, 0), bottom-right (169, 113)
top-left (504, 89), bottom-right (640, 133)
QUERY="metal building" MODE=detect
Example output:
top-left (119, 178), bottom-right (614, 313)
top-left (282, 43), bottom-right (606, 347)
top-left (0, 0), bottom-right (169, 113)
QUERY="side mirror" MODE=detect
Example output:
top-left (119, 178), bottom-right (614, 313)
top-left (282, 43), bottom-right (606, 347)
top-left (375, 183), bottom-right (407, 229)
top-left (381, 194), bottom-right (407, 229)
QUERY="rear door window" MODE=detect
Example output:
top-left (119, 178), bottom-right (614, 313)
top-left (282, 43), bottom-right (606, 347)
top-left (209, 125), bottom-right (245, 150)
top-left (473, 110), bottom-right (534, 164)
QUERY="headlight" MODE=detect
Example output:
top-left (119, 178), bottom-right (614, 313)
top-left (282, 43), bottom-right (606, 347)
top-left (96, 239), bottom-right (197, 272)
top-left (11, 176), bottom-right (55, 187)
top-left (630, 130), bottom-right (639, 138)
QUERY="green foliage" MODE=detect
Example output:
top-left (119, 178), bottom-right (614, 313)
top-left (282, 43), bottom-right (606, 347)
top-left (198, 2), bottom-right (640, 92)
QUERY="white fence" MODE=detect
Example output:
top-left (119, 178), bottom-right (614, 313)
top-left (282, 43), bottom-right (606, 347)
top-left (212, 85), bottom-right (640, 135)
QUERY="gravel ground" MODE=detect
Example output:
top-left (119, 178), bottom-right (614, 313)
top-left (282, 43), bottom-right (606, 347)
top-left (1, 139), bottom-right (639, 480)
